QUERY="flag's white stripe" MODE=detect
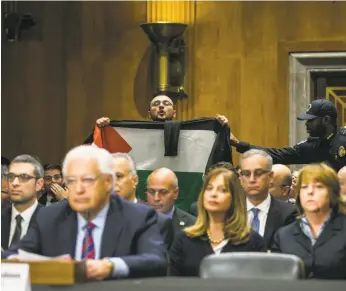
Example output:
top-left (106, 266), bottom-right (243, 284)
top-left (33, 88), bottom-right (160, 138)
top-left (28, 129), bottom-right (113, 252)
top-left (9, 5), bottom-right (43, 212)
top-left (113, 128), bottom-right (216, 172)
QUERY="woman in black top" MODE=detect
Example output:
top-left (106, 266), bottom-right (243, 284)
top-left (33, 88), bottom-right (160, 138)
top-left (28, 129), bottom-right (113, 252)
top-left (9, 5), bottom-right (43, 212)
top-left (272, 163), bottom-right (346, 279)
top-left (169, 168), bottom-right (265, 276)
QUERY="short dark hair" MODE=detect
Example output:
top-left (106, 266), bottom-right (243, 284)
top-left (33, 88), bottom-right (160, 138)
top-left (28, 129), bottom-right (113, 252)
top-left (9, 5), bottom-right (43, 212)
top-left (43, 164), bottom-right (62, 173)
top-left (11, 154), bottom-right (44, 178)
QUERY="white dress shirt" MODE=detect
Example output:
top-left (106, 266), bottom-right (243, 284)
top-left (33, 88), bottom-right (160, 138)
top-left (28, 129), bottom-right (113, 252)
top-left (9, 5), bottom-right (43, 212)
top-left (9, 200), bottom-right (39, 247)
top-left (212, 239), bottom-right (229, 255)
top-left (246, 194), bottom-right (271, 237)
top-left (75, 202), bottom-right (129, 277)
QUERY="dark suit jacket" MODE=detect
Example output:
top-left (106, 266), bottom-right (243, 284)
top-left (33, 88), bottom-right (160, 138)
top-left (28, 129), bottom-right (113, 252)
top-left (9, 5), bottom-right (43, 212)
top-left (1, 202), bottom-right (43, 250)
top-left (263, 196), bottom-right (298, 249)
top-left (172, 208), bottom-right (196, 237)
top-left (137, 199), bottom-right (174, 249)
top-left (189, 202), bottom-right (197, 216)
top-left (169, 231), bottom-right (266, 276)
top-left (271, 213), bottom-right (346, 279)
top-left (38, 193), bottom-right (59, 205)
top-left (3, 196), bottom-right (167, 278)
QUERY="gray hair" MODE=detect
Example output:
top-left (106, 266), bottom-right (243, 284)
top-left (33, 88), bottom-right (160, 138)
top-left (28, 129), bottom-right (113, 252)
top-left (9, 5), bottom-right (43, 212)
top-left (1, 164), bottom-right (9, 179)
top-left (111, 153), bottom-right (137, 176)
top-left (62, 145), bottom-right (115, 190)
top-left (240, 149), bottom-right (273, 171)
top-left (11, 154), bottom-right (44, 178)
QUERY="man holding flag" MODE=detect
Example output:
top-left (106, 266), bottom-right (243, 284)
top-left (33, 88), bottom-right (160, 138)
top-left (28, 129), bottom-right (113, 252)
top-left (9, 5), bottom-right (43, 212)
top-left (86, 94), bottom-right (233, 211)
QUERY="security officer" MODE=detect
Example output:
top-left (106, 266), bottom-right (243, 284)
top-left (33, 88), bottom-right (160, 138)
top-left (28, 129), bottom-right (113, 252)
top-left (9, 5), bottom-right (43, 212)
top-left (229, 99), bottom-right (346, 172)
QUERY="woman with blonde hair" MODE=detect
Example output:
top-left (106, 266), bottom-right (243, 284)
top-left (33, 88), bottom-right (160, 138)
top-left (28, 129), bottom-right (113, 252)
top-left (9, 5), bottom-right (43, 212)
top-left (169, 168), bottom-right (265, 276)
top-left (272, 163), bottom-right (346, 279)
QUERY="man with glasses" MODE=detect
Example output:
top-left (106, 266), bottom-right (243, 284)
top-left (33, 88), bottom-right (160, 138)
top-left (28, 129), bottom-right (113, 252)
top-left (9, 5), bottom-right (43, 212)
top-left (239, 149), bottom-right (297, 249)
top-left (39, 164), bottom-right (68, 205)
top-left (96, 94), bottom-right (228, 126)
top-left (1, 155), bottom-right (44, 250)
top-left (146, 168), bottom-right (196, 237)
top-left (269, 164), bottom-right (293, 202)
top-left (230, 99), bottom-right (346, 172)
top-left (96, 94), bottom-right (176, 127)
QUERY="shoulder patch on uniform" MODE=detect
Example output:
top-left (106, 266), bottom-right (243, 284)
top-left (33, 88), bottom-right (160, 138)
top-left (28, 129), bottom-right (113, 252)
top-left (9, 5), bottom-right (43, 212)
top-left (340, 127), bottom-right (346, 136)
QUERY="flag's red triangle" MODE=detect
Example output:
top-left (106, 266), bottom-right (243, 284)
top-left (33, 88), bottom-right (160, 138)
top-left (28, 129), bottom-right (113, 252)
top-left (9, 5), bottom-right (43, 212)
top-left (93, 126), bottom-right (132, 153)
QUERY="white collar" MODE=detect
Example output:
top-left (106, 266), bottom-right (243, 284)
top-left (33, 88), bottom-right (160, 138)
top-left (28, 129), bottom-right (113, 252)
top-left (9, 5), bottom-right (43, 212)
top-left (247, 194), bottom-right (271, 215)
top-left (133, 197), bottom-right (138, 204)
top-left (11, 200), bottom-right (39, 222)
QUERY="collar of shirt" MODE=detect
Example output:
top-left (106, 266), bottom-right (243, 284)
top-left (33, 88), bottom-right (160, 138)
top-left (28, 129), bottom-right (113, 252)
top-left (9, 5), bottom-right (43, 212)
top-left (300, 214), bottom-right (331, 245)
top-left (133, 197), bottom-right (138, 204)
top-left (77, 202), bottom-right (110, 231)
top-left (11, 199), bottom-right (39, 223)
top-left (166, 206), bottom-right (175, 219)
top-left (246, 194), bottom-right (271, 215)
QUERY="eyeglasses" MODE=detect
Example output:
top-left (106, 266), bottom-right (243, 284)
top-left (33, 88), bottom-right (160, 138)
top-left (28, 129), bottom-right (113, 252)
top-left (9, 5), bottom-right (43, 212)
top-left (146, 188), bottom-right (170, 196)
top-left (150, 100), bottom-right (173, 107)
top-left (239, 169), bottom-right (270, 179)
top-left (64, 175), bottom-right (101, 188)
top-left (44, 174), bottom-right (62, 182)
top-left (7, 173), bottom-right (38, 183)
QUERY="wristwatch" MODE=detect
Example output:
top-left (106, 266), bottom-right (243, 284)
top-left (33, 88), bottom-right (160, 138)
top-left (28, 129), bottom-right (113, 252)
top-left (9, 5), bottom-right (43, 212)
top-left (103, 258), bottom-right (115, 274)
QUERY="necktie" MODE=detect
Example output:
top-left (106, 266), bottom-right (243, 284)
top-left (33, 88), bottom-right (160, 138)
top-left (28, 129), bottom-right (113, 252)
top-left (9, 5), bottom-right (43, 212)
top-left (251, 208), bottom-right (260, 233)
top-left (81, 222), bottom-right (96, 260)
top-left (10, 214), bottom-right (23, 247)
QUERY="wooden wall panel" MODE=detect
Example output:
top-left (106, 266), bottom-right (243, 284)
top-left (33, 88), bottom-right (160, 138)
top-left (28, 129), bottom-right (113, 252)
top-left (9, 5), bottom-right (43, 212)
top-left (193, 1), bottom-right (346, 164)
top-left (2, 1), bottom-right (66, 164)
top-left (2, 1), bottom-right (346, 166)
top-left (65, 1), bottom-right (148, 149)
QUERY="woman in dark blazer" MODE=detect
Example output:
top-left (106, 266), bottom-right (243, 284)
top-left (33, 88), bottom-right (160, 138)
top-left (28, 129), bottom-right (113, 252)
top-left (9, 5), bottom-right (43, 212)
top-left (169, 168), bottom-right (265, 276)
top-left (272, 163), bottom-right (346, 280)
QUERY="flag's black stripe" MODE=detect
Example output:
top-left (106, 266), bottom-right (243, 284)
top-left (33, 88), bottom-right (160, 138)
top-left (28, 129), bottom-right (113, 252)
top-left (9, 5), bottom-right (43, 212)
top-left (108, 117), bottom-right (223, 132)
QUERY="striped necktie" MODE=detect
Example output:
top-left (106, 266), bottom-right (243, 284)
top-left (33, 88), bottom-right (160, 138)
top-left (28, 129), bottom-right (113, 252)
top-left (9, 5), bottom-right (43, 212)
top-left (81, 222), bottom-right (96, 259)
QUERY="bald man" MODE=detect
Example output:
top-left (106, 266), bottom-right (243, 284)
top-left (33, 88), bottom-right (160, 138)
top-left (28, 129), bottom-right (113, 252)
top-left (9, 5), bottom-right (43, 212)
top-left (96, 94), bottom-right (228, 125)
top-left (269, 164), bottom-right (293, 202)
top-left (96, 95), bottom-right (176, 127)
top-left (145, 168), bottom-right (196, 237)
top-left (338, 166), bottom-right (346, 202)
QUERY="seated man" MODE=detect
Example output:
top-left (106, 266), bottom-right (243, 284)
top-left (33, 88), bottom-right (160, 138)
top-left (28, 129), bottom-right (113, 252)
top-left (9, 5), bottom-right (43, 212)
top-left (269, 164), bottom-right (293, 203)
top-left (112, 153), bottom-right (174, 249)
top-left (1, 155), bottom-right (44, 250)
top-left (4, 145), bottom-right (167, 280)
top-left (146, 168), bottom-right (196, 237)
top-left (39, 164), bottom-right (68, 205)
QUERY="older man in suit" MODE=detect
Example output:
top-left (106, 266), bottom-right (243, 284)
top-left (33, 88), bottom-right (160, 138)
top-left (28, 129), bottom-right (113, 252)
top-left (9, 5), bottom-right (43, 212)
top-left (1, 155), bottom-right (44, 250)
top-left (3, 146), bottom-right (167, 280)
top-left (146, 168), bottom-right (196, 237)
top-left (239, 149), bottom-right (298, 249)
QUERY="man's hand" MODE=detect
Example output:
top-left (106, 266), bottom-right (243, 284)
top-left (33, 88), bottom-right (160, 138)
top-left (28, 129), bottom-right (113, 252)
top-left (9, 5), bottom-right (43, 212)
top-left (215, 114), bottom-right (229, 127)
top-left (229, 132), bottom-right (240, 146)
top-left (86, 259), bottom-right (113, 280)
top-left (96, 117), bottom-right (110, 128)
top-left (50, 184), bottom-right (69, 200)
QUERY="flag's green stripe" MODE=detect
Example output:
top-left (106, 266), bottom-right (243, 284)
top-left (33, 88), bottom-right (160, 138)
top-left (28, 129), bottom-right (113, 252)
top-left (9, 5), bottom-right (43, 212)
top-left (136, 170), bottom-right (203, 212)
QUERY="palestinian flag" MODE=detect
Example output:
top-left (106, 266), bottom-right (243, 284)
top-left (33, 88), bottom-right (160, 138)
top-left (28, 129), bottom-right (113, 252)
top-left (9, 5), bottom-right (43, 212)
top-left (83, 118), bottom-right (233, 211)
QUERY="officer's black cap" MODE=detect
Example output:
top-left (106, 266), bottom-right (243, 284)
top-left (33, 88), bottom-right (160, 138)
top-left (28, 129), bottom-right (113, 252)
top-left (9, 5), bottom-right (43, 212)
top-left (297, 99), bottom-right (337, 121)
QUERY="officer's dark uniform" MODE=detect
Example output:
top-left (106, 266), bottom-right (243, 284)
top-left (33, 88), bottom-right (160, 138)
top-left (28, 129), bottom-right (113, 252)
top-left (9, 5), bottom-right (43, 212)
top-left (234, 99), bottom-right (346, 172)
